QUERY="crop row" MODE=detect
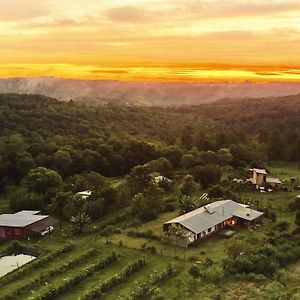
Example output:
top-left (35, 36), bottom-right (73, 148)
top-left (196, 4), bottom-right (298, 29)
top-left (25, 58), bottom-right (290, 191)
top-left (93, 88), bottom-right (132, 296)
top-left (0, 243), bottom-right (75, 286)
top-left (35, 252), bottom-right (119, 300)
top-left (1, 248), bottom-right (98, 300)
top-left (80, 257), bottom-right (147, 300)
top-left (125, 264), bottom-right (175, 299)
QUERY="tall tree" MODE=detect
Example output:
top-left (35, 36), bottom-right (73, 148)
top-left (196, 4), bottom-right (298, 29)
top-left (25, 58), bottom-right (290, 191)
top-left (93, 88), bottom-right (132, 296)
top-left (22, 167), bottom-right (62, 195)
top-left (181, 174), bottom-right (198, 196)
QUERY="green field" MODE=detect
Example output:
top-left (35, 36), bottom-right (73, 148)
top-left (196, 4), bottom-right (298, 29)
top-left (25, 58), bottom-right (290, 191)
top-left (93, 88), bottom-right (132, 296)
top-left (1, 164), bottom-right (300, 299)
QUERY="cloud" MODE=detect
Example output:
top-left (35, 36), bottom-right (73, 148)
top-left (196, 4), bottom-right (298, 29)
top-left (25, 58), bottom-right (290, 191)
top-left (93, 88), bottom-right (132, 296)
top-left (179, 0), bottom-right (300, 19)
top-left (282, 70), bottom-right (300, 75)
top-left (91, 69), bottom-right (128, 74)
top-left (105, 6), bottom-right (158, 23)
top-left (0, 0), bottom-right (49, 21)
top-left (16, 17), bottom-right (84, 29)
top-left (256, 72), bottom-right (283, 76)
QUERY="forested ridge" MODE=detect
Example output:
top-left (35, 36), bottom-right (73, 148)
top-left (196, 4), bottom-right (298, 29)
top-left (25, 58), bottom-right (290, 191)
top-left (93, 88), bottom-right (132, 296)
top-left (1, 92), bottom-right (300, 189)
top-left (0, 92), bottom-right (300, 214)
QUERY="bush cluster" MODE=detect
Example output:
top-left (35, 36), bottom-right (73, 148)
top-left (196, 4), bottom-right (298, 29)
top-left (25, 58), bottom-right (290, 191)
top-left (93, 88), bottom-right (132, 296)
top-left (224, 233), bottom-right (300, 277)
top-left (1, 241), bottom-right (39, 257)
top-left (262, 208), bottom-right (277, 222)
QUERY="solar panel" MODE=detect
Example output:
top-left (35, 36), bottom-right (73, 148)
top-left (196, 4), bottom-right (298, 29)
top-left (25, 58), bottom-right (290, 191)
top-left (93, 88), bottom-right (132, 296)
top-left (205, 206), bottom-right (215, 214)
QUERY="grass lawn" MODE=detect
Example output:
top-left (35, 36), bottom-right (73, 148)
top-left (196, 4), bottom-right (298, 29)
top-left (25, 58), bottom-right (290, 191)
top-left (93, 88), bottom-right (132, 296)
top-left (269, 161), bottom-right (300, 183)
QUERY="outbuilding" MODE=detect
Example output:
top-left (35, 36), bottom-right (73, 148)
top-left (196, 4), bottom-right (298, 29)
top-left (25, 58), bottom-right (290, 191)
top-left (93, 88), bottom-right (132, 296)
top-left (0, 210), bottom-right (57, 239)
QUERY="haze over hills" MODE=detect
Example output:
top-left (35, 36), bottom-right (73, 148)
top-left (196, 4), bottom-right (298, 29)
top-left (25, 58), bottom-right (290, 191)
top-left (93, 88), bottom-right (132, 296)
top-left (1, 77), bottom-right (300, 106)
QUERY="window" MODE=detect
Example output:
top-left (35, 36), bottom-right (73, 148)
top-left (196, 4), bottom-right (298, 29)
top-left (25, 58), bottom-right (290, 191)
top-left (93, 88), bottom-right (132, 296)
top-left (208, 227), bottom-right (211, 233)
top-left (15, 228), bottom-right (21, 235)
top-left (6, 228), bottom-right (11, 234)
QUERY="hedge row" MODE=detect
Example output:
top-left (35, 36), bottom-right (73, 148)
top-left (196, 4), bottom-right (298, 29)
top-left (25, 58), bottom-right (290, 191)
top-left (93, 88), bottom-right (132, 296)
top-left (80, 257), bottom-right (147, 300)
top-left (0, 243), bottom-right (75, 286)
top-left (1, 241), bottom-right (40, 257)
top-left (125, 264), bottom-right (174, 299)
top-left (35, 252), bottom-right (119, 300)
top-left (2, 248), bottom-right (98, 300)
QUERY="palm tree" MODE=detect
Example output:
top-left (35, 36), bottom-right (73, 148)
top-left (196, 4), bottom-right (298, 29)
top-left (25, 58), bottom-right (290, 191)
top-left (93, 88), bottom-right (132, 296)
top-left (179, 194), bottom-right (196, 214)
top-left (70, 212), bottom-right (91, 233)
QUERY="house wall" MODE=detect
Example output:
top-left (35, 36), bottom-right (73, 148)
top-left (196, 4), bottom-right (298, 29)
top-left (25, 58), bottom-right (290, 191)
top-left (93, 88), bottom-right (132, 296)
top-left (195, 220), bottom-right (228, 244)
top-left (237, 217), bottom-right (263, 227)
top-left (0, 226), bottom-right (35, 239)
top-left (253, 172), bottom-right (266, 186)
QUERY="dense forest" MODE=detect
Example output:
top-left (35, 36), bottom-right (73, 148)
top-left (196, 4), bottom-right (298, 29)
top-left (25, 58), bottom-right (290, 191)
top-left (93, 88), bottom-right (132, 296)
top-left (1, 93), bottom-right (300, 214)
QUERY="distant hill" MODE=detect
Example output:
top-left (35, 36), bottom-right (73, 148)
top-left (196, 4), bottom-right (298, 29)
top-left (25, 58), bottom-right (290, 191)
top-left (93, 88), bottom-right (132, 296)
top-left (172, 93), bottom-right (300, 122)
top-left (1, 77), bottom-right (300, 106)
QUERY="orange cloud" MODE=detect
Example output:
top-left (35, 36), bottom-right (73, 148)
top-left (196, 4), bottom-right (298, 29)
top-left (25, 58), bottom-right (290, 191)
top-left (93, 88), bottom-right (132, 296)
top-left (1, 0), bottom-right (300, 82)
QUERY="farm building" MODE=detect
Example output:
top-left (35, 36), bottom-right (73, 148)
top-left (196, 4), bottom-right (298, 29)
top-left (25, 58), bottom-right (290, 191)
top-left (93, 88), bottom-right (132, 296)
top-left (76, 190), bottom-right (92, 200)
top-left (0, 210), bottom-right (57, 239)
top-left (164, 200), bottom-right (263, 246)
top-left (249, 168), bottom-right (282, 189)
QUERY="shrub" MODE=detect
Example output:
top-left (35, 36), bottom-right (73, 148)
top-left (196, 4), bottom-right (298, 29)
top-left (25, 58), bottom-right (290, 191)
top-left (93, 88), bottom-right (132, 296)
top-left (201, 265), bottom-right (224, 283)
top-left (147, 246), bottom-right (157, 254)
top-left (188, 264), bottom-right (200, 281)
top-left (269, 211), bottom-right (277, 222)
top-left (204, 257), bottom-right (214, 267)
top-left (273, 221), bottom-right (290, 232)
top-left (162, 202), bottom-right (175, 212)
top-left (208, 185), bottom-right (225, 198)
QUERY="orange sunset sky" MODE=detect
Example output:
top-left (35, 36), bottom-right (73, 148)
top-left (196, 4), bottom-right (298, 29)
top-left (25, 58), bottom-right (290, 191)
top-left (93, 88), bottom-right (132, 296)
top-left (1, 0), bottom-right (300, 82)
